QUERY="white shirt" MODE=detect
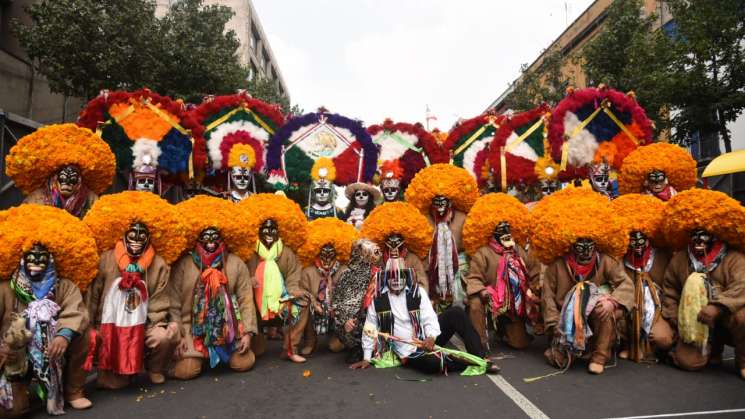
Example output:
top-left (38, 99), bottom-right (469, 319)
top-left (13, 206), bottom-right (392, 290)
top-left (362, 287), bottom-right (440, 361)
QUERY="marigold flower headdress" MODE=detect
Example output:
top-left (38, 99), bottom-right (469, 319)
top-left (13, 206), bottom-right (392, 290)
top-left (297, 218), bottom-right (359, 266)
top-left (83, 191), bottom-right (187, 264)
top-left (239, 193), bottom-right (308, 251)
top-left (618, 143), bottom-right (697, 195)
top-left (360, 202), bottom-right (433, 259)
top-left (0, 205), bottom-right (98, 291)
top-left (610, 194), bottom-right (666, 246)
top-left (6, 124), bottom-right (115, 195)
top-left (404, 164), bottom-right (478, 214)
top-left (462, 193), bottom-right (531, 256)
top-left (176, 196), bottom-right (256, 260)
top-left (530, 188), bottom-right (629, 264)
top-left (660, 188), bottom-right (745, 251)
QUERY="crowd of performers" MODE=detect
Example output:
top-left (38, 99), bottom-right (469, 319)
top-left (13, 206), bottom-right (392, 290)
top-left (0, 86), bottom-right (744, 417)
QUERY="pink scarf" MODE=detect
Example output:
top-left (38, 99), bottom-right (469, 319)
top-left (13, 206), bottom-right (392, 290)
top-left (485, 238), bottom-right (530, 319)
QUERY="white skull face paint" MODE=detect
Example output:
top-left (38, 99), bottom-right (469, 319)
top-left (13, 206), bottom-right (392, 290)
top-left (354, 190), bottom-right (370, 207)
top-left (382, 186), bottom-right (399, 202)
top-left (313, 186), bottom-right (332, 206)
top-left (135, 175), bottom-right (156, 193)
top-left (230, 167), bottom-right (251, 191)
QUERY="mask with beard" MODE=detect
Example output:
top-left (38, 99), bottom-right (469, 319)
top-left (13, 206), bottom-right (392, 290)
top-left (628, 231), bottom-right (648, 257)
top-left (124, 222), bottom-right (150, 257)
top-left (384, 233), bottom-right (405, 258)
top-left (572, 238), bottom-right (596, 265)
top-left (198, 227), bottom-right (223, 253)
top-left (23, 243), bottom-right (50, 280)
top-left (259, 219), bottom-right (279, 248)
top-left (318, 244), bottom-right (337, 269)
top-left (55, 165), bottom-right (81, 198)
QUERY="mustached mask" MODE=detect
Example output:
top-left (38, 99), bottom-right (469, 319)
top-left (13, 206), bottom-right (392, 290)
top-left (55, 165), bottom-right (81, 198)
top-left (493, 221), bottom-right (515, 249)
top-left (690, 228), bottom-right (714, 258)
top-left (354, 190), bottom-right (370, 208)
top-left (259, 219), bottom-right (279, 248)
top-left (198, 227), bottom-right (223, 253)
top-left (629, 231), bottom-right (648, 257)
top-left (431, 195), bottom-right (451, 218)
top-left (644, 170), bottom-right (668, 194)
top-left (23, 243), bottom-right (51, 281)
top-left (125, 221), bottom-right (150, 257)
top-left (318, 244), bottom-right (337, 269)
top-left (572, 238), bottom-right (596, 265)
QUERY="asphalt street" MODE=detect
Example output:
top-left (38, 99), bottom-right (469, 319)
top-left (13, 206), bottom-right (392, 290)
top-left (29, 335), bottom-right (745, 419)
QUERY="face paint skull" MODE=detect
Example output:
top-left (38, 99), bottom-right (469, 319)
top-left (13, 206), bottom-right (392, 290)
top-left (318, 244), bottom-right (337, 269)
top-left (644, 170), bottom-right (668, 194)
top-left (690, 229), bottom-right (713, 258)
top-left (354, 190), bottom-right (370, 208)
top-left (259, 219), bottom-right (279, 248)
top-left (572, 238), bottom-right (596, 265)
top-left (431, 195), bottom-right (451, 217)
top-left (384, 233), bottom-right (405, 258)
top-left (125, 221), bottom-right (150, 257)
top-left (198, 227), bottom-right (222, 253)
top-left (230, 167), bottom-right (252, 192)
top-left (589, 162), bottom-right (611, 196)
top-left (382, 187), bottom-right (399, 202)
top-left (539, 179), bottom-right (560, 197)
top-left (493, 221), bottom-right (515, 249)
top-left (23, 243), bottom-right (50, 280)
top-left (313, 186), bottom-right (332, 206)
top-left (135, 174), bottom-right (156, 193)
top-left (628, 231), bottom-right (648, 257)
top-left (56, 165), bottom-right (81, 198)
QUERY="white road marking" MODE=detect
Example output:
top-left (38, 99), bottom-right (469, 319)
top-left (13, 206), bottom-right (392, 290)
top-left (451, 337), bottom-right (549, 419)
top-left (604, 409), bottom-right (745, 419)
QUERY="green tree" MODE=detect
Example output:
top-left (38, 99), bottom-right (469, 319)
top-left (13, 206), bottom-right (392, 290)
top-left (504, 47), bottom-right (571, 111)
top-left (665, 0), bottom-right (745, 152)
top-left (245, 76), bottom-right (293, 114)
top-left (579, 0), bottom-right (676, 137)
top-left (151, 0), bottom-right (248, 102)
top-left (16, 0), bottom-right (159, 99)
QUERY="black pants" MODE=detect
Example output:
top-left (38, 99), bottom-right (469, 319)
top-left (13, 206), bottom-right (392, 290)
top-left (405, 306), bottom-right (486, 374)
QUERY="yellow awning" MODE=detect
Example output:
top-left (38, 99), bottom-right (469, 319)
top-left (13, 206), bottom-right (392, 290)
top-left (701, 149), bottom-right (745, 177)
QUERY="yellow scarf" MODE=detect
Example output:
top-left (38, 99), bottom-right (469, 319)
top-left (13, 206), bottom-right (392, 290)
top-left (256, 240), bottom-right (284, 320)
top-left (678, 272), bottom-right (709, 349)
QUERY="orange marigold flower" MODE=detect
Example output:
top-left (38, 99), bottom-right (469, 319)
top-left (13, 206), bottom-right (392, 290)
top-left (83, 191), bottom-right (187, 264)
top-left (109, 100), bottom-right (180, 142)
top-left (239, 193), bottom-right (308, 252)
top-left (530, 188), bottom-right (629, 264)
top-left (463, 193), bottom-right (531, 257)
top-left (297, 218), bottom-right (359, 266)
top-left (661, 188), bottom-right (745, 251)
top-left (5, 124), bottom-right (115, 195)
top-left (404, 164), bottom-right (478, 214)
top-left (0, 205), bottom-right (99, 291)
top-left (610, 194), bottom-right (666, 246)
top-left (618, 143), bottom-right (696, 195)
top-left (360, 202), bottom-right (433, 259)
top-left (177, 196), bottom-right (256, 260)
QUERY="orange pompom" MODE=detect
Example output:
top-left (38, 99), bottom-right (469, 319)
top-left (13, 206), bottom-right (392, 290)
top-left (462, 193), bottom-right (531, 256)
top-left (360, 202), bottom-right (433, 259)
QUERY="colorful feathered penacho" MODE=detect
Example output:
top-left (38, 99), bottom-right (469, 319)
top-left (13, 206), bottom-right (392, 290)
top-left (617, 143), bottom-right (697, 195)
top-left (77, 89), bottom-right (193, 180)
top-left (238, 193), bottom-right (308, 251)
top-left (0, 205), bottom-right (99, 291)
top-left (360, 202), bottom-right (433, 259)
top-left (181, 92), bottom-right (285, 181)
top-left (404, 164), bottom-right (479, 214)
top-left (462, 193), bottom-right (531, 257)
top-left (176, 195), bottom-right (257, 260)
top-left (297, 218), bottom-right (359, 266)
top-left (530, 188), bottom-right (629, 264)
top-left (368, 119), bottom-right (449, 189)
top-left (660, 188), bottom-right (745, 251)
top-left (547, 86), bottom-right (653, 170)
top-left (265, 110), bottom-right (378, 188)
top-left (83, 191), bottom-right (187, 264)
top-left (444, 112), bottom-right (506, 182)
top-left (5, 124), bottom-right (116, 195)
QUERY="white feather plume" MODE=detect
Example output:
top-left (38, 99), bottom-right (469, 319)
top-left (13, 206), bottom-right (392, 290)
top-left (131, 139), bottom-right (161, 169)
top-left (563, 112), bottom-right (598, 167)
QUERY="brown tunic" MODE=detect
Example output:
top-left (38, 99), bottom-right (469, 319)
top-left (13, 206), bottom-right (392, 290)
top-left (426, 209), bottom-right (466, 252)
top-left (300, 264), bottom-right (348, 306)
top-left (402, 252), bottom-right (429, 292)
top-left (464, 245), bottom-right (541, 296)
top-left (23, 188), bottom-right (98, 218)
top-left (246, 246), bottom-right (302, 294)
top-left (0, 278), bottom-right (88, 335)
top-left (662, 249), bottom-right (745, 326)
top-left (168, 252), bottom-right (257, 344)
top-left (85, 250), bottom-right (171, 327)
top-left (623, 248), bottom-right (672, 289)
top-left (542, 254), bottom-right (634, 330)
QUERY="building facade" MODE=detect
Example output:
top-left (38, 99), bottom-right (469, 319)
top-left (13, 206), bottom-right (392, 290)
top-left (156, 0), bottom-right (289, 101)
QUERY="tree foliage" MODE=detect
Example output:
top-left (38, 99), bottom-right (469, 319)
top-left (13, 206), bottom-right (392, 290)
top-left (580, 0), bottom-right (676, 137)
top-left (504, 47), bottom-right (571, 111)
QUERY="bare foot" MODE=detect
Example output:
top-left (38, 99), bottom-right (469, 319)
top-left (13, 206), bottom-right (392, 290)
top-left (618, 350), bottom-right (629, 360)
top-left (149, 372), bottom-right (166, 384)
top-left (68, 397), bottom-right (93, 410)
top-left (588, 362), bottom-right (604, 375)
top-left (739, 368), bottom-right (745, 380)
top-left (288, 354), bottom-right (307, 363)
